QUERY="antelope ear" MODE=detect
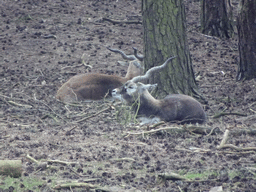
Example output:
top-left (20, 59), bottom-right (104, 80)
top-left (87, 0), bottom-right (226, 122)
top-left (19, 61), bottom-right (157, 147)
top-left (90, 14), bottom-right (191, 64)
top-left (149, 83), bottom-right (158, 91)
top-left (144, 83), bottom-right (157, 91)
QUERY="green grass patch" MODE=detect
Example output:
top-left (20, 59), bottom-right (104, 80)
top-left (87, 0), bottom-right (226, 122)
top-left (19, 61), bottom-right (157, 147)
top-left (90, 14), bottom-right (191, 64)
top-left (185, 170), bottom-right (218, 180)
top-left (0, 176), bottom-right (45, 192)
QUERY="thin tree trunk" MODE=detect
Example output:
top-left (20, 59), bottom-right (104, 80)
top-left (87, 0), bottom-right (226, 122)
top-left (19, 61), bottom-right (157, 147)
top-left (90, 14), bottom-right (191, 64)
top-left (142, 0), bottom-right (199, 98)
top-left (236, 0), bottom-right (256, 81)
top-left (200, 0), bottom-right (234, 38)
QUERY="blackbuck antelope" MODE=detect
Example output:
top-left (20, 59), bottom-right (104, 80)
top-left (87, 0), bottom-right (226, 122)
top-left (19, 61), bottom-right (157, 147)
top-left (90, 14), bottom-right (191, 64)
top-left (112, 57), bottom-right (206, 124)
top-left (56, 48), bottom-right (144, 103)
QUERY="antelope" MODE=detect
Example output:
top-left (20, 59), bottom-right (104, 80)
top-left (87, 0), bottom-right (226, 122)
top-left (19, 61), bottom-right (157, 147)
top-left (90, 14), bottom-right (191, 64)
top-left (56, 48), bottom-right (144, 103)
top-left (112, 57), bottom-right (206, 124)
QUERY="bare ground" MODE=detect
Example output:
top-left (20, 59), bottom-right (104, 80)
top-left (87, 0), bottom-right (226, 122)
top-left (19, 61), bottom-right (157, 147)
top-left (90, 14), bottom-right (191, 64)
top-left (1, 0), bottom-right (256, 191)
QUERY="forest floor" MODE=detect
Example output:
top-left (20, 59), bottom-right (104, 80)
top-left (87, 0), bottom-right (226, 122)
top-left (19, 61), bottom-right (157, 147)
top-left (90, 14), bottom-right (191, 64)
top-left (1, 0), bottom-right (256, 191)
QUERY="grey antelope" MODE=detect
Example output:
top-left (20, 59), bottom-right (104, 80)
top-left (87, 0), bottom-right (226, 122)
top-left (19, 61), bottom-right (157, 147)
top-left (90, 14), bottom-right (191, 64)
top-left (112, 57), bottom-right (206, 124)
top-left (56, 47), bottom-right (144, 103)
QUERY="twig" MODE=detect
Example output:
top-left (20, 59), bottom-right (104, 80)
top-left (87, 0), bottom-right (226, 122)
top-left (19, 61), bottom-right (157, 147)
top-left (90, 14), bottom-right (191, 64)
top-left (47, 159), bottom-right (78, 166)
top-left (65, 105), bottom-right (112, 135)
top-left (218, 151), bottom-right (256, 154)
top-left (109, 158), bottom-right (135, 162)
top-left (75, 105), bottom-right (111, 124)
top-left (125, 125), bottom-right (216, 137)
top-left (150, 121), bottom-right (165, 128)
top-left (0, 94), bottom-right (30, 103)
top-left (125, 126), bottom-right (181, 137)
top-left (26, 154), bottom-right (39, 164)
top-left (218, 144), bottom-right (256, 151)
top-left (43, 34), bottom-right (56, 39)
top-left (68, 166), bottom-right (89, 178)
top-left (178, 186), bottom-right (183, 192)
top-left (7, 100), bottom-right (32, 108)
top-left (217, 129), bottom-right (230, 149)
top-left (102, 17), bottom-right (142, 25)
top-left (217, 130), bottom-right (256, 151)
top-left (205, 127), bottom-right (218, 136)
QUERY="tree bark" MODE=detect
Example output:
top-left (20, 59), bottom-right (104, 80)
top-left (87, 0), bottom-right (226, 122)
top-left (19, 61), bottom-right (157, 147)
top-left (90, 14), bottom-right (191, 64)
top-left (142, 0), bottom-right (199, 98)
top-left (236, 0), bottom-right (256, 81)
top-left (200, 0), bottom-right (234, 38)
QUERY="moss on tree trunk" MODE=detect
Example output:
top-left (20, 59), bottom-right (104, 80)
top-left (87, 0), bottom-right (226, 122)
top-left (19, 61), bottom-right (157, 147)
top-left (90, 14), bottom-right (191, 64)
top-left (142, 0), bottom-right (199, 98)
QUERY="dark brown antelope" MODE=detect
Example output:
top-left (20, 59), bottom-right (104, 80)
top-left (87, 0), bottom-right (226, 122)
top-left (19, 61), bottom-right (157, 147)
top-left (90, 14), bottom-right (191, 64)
top-left (56, 48), bottom-right (144, 103)
top-left (112, 56), bottom-right (206, 124)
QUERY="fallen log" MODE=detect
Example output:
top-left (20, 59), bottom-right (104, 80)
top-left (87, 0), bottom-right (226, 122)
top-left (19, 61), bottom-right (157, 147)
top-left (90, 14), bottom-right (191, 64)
top-left (0, 160), bottom-right (22, 178)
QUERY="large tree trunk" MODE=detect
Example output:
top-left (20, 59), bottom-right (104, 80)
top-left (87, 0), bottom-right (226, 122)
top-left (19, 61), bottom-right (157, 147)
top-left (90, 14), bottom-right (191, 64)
top-left (142, 0), bottom-right (199, 98)
top-left (236, 0), bottom-right (256, 81)
top-left (200, 0), bottom-right (234, 38)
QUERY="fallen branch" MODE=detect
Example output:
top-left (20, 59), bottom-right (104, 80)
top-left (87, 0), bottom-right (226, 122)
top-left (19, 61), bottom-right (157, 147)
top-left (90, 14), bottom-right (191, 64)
top-left (26, 154), bottom-right (82, 173)
top-left (102, 17), bottom-right (142, 25)
top-left (217, 130), bottom-right (256, 151)
top-left (47, 159), bottom-right (78, 166)
top-left (158, 172), bottom-right (219, 183)
top-left (0, 160), bottom-right (23, 178)
top-left (125, 125), bottom-right (217, 137)
top-left (53, 181), bottom-right (110, 191)
top-left (213, 112), bottom-right (247, 119)
top-left (125, 126), bottom-right (181, 137)
top-left (218, 144), bottom-right (256, 151)
top-left (53, 183), bottom-right (96, 190)
top-left (158, 172), bottom-right (188, 181)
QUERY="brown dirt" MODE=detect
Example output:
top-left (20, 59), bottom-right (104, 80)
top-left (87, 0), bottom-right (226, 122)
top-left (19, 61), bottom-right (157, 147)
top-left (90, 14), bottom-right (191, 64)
top-left (1, 0), bottom-right (256, 191)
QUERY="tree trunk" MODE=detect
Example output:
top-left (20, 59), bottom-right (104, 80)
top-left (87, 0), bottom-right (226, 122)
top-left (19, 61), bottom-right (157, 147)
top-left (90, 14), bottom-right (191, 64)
top-left (142, 0), bottom-right (199, 98)
top-left (236, 0), bottom-right (256, 81)
top-left (200, 0), bottom-right (234, 38)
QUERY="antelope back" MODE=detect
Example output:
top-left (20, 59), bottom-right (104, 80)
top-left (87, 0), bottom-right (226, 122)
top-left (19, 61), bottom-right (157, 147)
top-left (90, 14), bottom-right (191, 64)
top-left (56, 74), bottom-right (126, 103)
top-left (56, 47), bottom-right (144, 103)
top-left (161, 94), bottom-right (206, 124)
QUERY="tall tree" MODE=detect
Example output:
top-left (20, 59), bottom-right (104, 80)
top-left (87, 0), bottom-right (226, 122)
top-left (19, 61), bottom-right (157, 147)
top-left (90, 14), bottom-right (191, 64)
top-left (200, 0), bottom-right (234, 38)
top-left (142, 0), bottom-right (199, 98)
top-left (236, 0), bottom-right (256, 81)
